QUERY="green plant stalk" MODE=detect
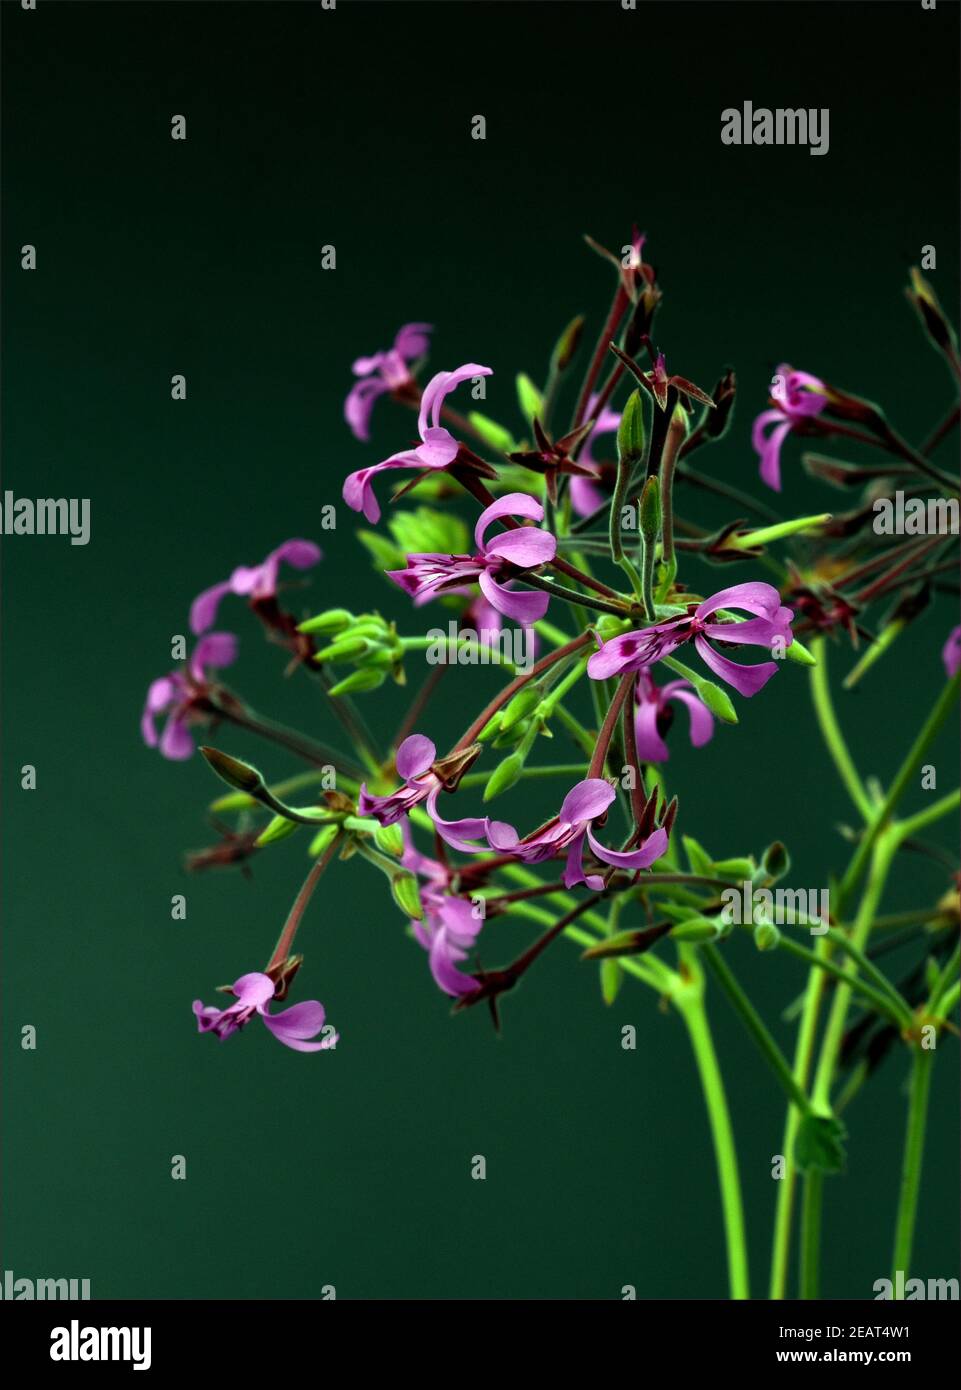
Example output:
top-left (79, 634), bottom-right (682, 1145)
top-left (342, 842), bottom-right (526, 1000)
top-left (813, 832), bottom-right (898, 1112)
top-left (769, 958), bottom-right (828, 1299)
top-left (799, 1170), bottom-right (824, 1300)
top-left (839, 670), bottom-right (960, 910)
top-left (809, 637), bottom-right (873, 820)
top-left (674, 948), bottom-right (750, 1300)
top-left (891, 1046), bottom-right (935, 1291)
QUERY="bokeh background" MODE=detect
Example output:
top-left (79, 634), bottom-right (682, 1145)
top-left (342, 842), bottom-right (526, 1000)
top-left (2, 0), bottom-right (958, 1300)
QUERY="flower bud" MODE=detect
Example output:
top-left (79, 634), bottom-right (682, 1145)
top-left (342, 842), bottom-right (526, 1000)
top-left (327, 668), bottom-right (387, 697)
top-left (760, 840), bottom-right (790, 883)
top-left (693, 679), bottom-right (738, 725)
top-left (308, 824), bottom-right (340, 858)
top-left (298, 608), bottom-right (354, 636)
top-left (753, 921), bottom-right (781, 952)
top-left (200, 747), bottom-right (265, 795)
top-left (670, 916), bottom-right (722, 944)
top-left (374, 823), bottom-right (405, 858)
top-left (391, 872), bottom-right (424, 921)
top-left (483, 752), bottom-right (524, 802)
top-left (550, 314), bottom-right (585, 373)
top-left (313, 637), bottom-right (375, 664)
top-left (639, 474), bottom-right (661, 540)
top-left (617, 390), bottom-right (646, 467)
top-left (255, 814), bottom-right (302, 848)
top-left (498, 684), bottom-right (543, 734)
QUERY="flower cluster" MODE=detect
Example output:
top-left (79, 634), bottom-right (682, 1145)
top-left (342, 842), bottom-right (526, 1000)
top-left (141, 234), bottom-right (959, 1102)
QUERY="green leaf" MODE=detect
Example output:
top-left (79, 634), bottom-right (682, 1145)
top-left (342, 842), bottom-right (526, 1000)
top-left (794, 1113), bottom-right (847, 1174)
top-left (467, 411), bottom-right (518, 454)
top-left (357, 528), bottom-right (404, 571)
top-left (388, 506), bottom-right (469, 557)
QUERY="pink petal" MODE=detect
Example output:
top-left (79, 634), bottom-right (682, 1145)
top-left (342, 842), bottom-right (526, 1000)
top-left (474, 491), bottom-right (544, 551)
top-left (190, 580), bottom-right (233, 635)
top-left (477, 569), bottom-right (548, 624)
top-left (396, 734), bottom-right (437, 781)
top-left (559, 778), bottom-right (616, 826)
top-left (694, 635), bottom-right (779, 697)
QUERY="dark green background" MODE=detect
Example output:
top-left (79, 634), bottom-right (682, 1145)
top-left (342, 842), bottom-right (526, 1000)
top-left (3, 0), bottom-right (958, 1300)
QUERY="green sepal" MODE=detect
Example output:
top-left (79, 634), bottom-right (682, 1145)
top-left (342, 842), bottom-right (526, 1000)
top-left (391, 872), bottom-right (424, 920)
top-left (373, 823), bottom-right (405, 858)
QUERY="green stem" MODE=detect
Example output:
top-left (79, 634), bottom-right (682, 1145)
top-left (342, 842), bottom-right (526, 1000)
top-left (769, 960), bottom-right (828, 1299)
top-left (839, 671), bottom-right (960, 911)
top-left (799, 1171), bottom-right (823, 1300)
top-left (891, 1047), bottom-right (934, 1291)
top-left (675, 956), bottom-right (750, 1300)
top-left (812, 830), bottom-right (898, 1111)
top-left (809, 638), bottom-right (872, 821)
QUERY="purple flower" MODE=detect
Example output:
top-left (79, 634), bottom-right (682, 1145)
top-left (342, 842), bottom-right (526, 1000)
top-left (393, 830), bottom-right (484, 996)
top-left (426, 777), bottom-right (669, 890)
top-left (634, 669), bottom-right (714, 763)
top-left (190, 539), bottom-right (323, 635)
top-left (570, 393), bottom-right (621, 518)
top-left (386, 492), bottom-right (556, 624)
top-left (141, 632), bottom-right (238, 760)
top-left (943, 625), bottom-right (961, 679)
top-left (588, 582), bottom-right (794, 697)
top-left (358, 733), bottom-right (440, 825)
top-left (345, 322), bottom-right (432, 441)
top-left (192, 971), bottom-right (337, 1053)
top-left (752, 365), bottom-right (827, 492)
top-left (342, 361), bottom-right (492, 524)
